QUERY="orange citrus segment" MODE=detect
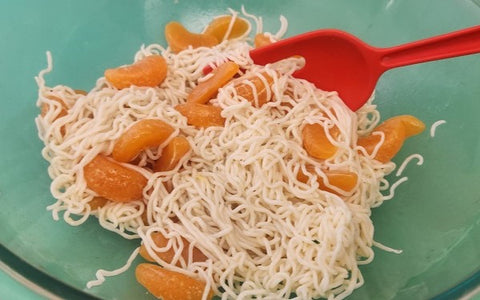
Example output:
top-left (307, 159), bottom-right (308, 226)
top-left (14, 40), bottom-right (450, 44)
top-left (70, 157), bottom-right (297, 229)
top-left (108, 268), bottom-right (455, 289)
top-left (187, 61), bottom-right (239, 104)
top-left (358, 115), bottom-right (425, 163)
top-left (165, 22), bottom-right (219, 53)
top-left (233, 71), bottom-right (274, 107)
top-left (254, 33), bottom-right (273, 48)
top-left (154, 136), bottom-right (191, 172)
top-left (88, 197), bottom-right (109, 210)
top-left (391, 115), bottom-right (426, 137)
top-left (41, 95), bottom-right (69, 135)
top-left (41, 95), bottom-right (67, 119)
top-left (74, 89), bottom-right (88, 96)
top-left (204, 16), bottom-right (249, 41)
top-left (139, 232), bottom-right (207, 266)
top-left (175, 103), bottom-right (225, 128)
top-left (319, 170), bottom-right (358, 193)
top-left (135, 263), bottom-right (213, 300)
top-left (302, 123), bottom-right (339, 160)
top-left (112, 119), bottom-right (175, 163)
top-left (104, 55), bottom-right (168, 89)
top-left (297, 166), bottom-right (358, 195)
top-left (83, 155), bottom-right (147, 202)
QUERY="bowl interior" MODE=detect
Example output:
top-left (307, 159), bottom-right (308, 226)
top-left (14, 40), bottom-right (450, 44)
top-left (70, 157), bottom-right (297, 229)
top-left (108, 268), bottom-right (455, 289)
top-left (0, 0), bottom-right (479, 299)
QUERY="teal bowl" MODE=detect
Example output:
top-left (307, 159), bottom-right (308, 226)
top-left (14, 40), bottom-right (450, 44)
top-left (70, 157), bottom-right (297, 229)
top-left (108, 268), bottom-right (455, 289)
top-left (0, 0), bottom-right (479, 299)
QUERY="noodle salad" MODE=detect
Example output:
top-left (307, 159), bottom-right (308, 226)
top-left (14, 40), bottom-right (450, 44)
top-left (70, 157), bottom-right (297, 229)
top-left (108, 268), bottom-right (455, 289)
top-left (35, 8), bottom-right (426, 300)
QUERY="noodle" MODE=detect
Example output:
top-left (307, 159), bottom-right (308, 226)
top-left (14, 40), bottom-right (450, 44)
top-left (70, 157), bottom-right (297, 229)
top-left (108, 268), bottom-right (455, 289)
top-left (372, 241), bottom-right (403, 254)
top-left (396, 153), bottom-right (424, 177)
top-left (381, 177), bottom-right (409, 201)
top-left (274, 15), bottom-right (289, 40)
top-left (35, 9), bottom-right (419, 300)
top-left (241, 5), bottom-right (263, 34)
top-left (86, 247), bottom-right (140, 289)
top-left (430, 119), bottom-right (447, 137)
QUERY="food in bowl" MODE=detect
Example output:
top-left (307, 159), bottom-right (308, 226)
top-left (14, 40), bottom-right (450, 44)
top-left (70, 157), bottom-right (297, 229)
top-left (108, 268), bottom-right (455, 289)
top-left (35, 8), bottom-right (426, 300)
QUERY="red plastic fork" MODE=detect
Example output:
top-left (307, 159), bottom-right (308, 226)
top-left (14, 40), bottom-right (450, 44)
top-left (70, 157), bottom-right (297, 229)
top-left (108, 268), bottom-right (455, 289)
top-left (249, 25), bottom-right (480, 111)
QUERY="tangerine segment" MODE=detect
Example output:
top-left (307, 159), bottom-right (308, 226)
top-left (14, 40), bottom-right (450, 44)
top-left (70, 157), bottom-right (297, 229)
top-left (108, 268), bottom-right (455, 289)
top-left (41, 95), bottom-right (69, 136)
top-left (136, 263), bottom-right (213, 300)
top-left (139, 232), bottom-right (208, 266)
top-left (204, 16), bottom-right (249, 41)
top-left (319, 170), bottom-right (358, 193)
top-left (175, 103), bottom-right (225, 128)
top-left (254, 33), bottom-right (273, 48)
top-left (357, 115), bottom-right (424, 163)
top-left (83, 155), bottom-right (147, 202)
top-left (41, 95), bottom-right (68, 119)
top-left (233, 71), bottom-right (274, 107)
top-left (104, 55), bottom-right (168, 89)
top-left (74, 89), bottom-right (88, 96)
top-left (302, 123), bottom-right (339, 160)
top-left (88, 197), bottom-right (109, 210)
top-left (112, 119), bottom-right (175, 163)
top-left (154, 136), bottom-right (191, 172)
top-left (141, 210), bottom-right (149, 225)
top-left (297, 167), bottom-right (358, 195)
top-left (390, 115), bottom-right (426, 137)
top-left (165, 22), bottom-right (219, 53)
top-left (187, 61), bottom-right (239, 104)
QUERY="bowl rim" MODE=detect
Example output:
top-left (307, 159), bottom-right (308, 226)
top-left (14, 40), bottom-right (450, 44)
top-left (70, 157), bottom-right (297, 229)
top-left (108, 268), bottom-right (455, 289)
top-left (1, 243), bottom-right (479, 300)
top-left (0, 244), bottom-right (97, 300)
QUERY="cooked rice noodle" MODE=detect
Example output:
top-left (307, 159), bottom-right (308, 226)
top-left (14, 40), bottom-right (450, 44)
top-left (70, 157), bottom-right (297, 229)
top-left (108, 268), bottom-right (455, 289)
top-left (430, 119), bottom-right (446, 137)
top-left (396, 153), bottom-right (424, 177)
top-left (35, 9), bottom-right (416, 300)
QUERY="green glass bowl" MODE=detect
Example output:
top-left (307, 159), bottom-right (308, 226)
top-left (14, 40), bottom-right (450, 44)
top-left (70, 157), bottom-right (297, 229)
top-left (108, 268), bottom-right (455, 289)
top-left (1, 0), bottom-right (479, 299)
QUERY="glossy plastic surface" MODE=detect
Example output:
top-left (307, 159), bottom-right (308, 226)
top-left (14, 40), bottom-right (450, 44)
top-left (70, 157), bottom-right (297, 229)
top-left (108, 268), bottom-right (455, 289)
top-left (250, 25), bottom-right (480, 111)
top-left (0, 0), bottom-right (479, 299)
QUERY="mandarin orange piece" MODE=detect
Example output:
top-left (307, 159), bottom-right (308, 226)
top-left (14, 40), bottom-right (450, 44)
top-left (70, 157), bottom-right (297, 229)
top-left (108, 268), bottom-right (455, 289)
top-left (233, 71), bottom-right (274, 107)
top-left (83, 155), bottom-right (147, 202)
top-left (204, 16), bottom-right (249, 41)
top-left (136, 263), bottom-right (213, 300)
top-left (187, 61), bottom-right (239, 104)
top-left (41, 95), bottom-right (68, 119)
top-left (175, 103), bottom-right (225, 127)
top-left (139, 232), bottom-right (208, 266)
top-left (154, 136), bottom-right (191, 172)
top-left (392, 115), bottom-right (426, 137)
top-left (88, 196), bottom-right (109, 210)
top-left (254, 33), bottom-right (273, 48)
top-left (297, 166), bottom-right (358, 195)
top-left (74, 89), bottom-right (88, 96)
top-left (357, 126), bottom-right (404, 163)
top-left (112, 119), bottom-right (175, 163)
top-left (302, 123), bottom-right (339, 160)
top-left (357, 115), bottom-right (425, 163)
top-left (319, 170), bottom-right (358, 193)
top-left (41, 95), bottom-right (69, 136)
top-left (163, 180), bottom-right (174, 193)
top-left (141, 210), bottom-right (149, 225)
top-left (165, 22), bottom-right (219, 54)
top-left (296, 168), bottom-right (311, 184)
top-left (104, 55), bottom-right (168, 89)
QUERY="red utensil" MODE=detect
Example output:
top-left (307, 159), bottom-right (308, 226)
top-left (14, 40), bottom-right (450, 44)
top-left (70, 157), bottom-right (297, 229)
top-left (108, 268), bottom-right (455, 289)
top-left (249, 25), bottom-right (480, 111)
